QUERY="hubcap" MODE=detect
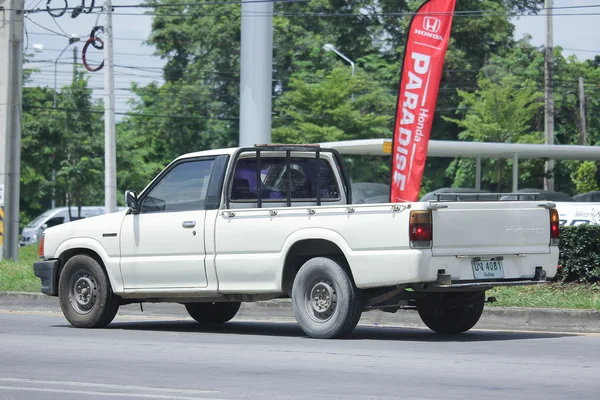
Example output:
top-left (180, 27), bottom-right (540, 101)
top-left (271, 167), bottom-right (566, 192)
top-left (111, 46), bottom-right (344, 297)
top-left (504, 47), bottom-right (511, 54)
top-left (305, 279), bottom-right (337, 322)
top-left (68, 271), bottom-right (97, 315)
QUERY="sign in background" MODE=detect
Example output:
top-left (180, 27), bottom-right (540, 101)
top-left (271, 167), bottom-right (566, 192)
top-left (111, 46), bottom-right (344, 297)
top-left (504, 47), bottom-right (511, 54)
top-left (390, 0), bottom-right (456, 202)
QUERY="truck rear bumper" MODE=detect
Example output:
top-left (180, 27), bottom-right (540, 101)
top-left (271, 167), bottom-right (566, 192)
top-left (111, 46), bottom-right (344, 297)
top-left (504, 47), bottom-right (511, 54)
top-left (33, 259), bottom-right (60, 296)
top-left (413, 266), bottom-right (549, 291)
top-left (418, 247), bottom-right (559, 283)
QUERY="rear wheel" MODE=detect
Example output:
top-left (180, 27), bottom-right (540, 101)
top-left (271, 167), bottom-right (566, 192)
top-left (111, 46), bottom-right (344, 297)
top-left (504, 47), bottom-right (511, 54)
top-left (58, 254), bottom-right (120, 328)
top-left (416, 291), bottom-right (485, 334)
top-left (291, 257), bottom-right (363, 339)
top-left (185, 302), bottom-right (241, 324)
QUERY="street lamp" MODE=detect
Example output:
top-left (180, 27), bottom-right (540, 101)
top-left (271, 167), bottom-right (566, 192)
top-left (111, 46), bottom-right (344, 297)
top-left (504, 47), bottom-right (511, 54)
top-left (323, 43), bottom-right (355, 77)
top-left (33, 35), bottom-right (80, 209)
top-left (323, 43), bottom-right (355, 101)
top-left (33, 34), bottom-right (81, 108)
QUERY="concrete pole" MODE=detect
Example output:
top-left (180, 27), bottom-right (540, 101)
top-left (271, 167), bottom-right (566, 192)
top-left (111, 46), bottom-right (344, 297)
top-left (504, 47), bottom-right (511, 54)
top-left (104, 0), bottom-right (117, 213)
top-left (0, 0), bottom-right (24, 260)
top-left (239, 0), bottom-right (273, 147)
top-left (544, 0), bottom-right (555, 191)
top-left (579, 77), bottom-right (587, 145)
top-left (475, 157), bottom-right (481, 190)
top-left (51, 44), bottom-right (73, 209)
top-left (512, 154), bottom-right (519, 192)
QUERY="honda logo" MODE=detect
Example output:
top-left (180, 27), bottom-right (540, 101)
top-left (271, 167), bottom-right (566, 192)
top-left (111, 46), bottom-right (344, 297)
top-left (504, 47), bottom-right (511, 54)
top-left (423, 17), bottom-right (441, 33)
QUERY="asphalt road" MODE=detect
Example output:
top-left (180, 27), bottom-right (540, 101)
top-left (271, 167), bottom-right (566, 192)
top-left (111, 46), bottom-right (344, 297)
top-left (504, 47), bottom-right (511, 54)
top-left (1, 311), bottom-right (600, 400)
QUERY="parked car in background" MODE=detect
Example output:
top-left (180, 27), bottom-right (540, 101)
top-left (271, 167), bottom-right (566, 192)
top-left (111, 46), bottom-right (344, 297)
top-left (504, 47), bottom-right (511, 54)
top-left (20, 206), bottom-right (125, 247)
top-left (419, 187), bottom-right (491, 202)
top-left (499, 188), bottom-right (574, 202)
top-left (573, 191), bottom-right (600, 202)
top-left (422, 187), bottom-right (599, 226)
top-left (350, 182), bottom-right (389, 204)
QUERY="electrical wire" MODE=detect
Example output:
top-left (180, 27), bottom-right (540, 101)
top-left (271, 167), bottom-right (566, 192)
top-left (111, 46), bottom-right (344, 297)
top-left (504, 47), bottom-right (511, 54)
top-left (28, 0), bottom-right (310, 15)
top-left (23, 104), bottom-right (241, 120)
top-left (82, 37), bottom-right (104, 71)
top-left (24, 2), bottom-right (600, 18)
top-left (23, 26), bottom-right (30, 55)
top-left (50, 15), bottom-right (73, 37)
top-left (25, 16), bottom-right (72, 38)
top-left (45, 0), bottom-right (67, 18)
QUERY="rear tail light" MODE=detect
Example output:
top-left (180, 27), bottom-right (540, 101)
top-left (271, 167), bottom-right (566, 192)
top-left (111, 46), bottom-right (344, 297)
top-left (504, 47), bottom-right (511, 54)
top-left (38, 234), bottom-right (45, 259)
top-left (550, 209), bottom-right (560, 246)
top-left (410, 210), bottom-right (432, 248)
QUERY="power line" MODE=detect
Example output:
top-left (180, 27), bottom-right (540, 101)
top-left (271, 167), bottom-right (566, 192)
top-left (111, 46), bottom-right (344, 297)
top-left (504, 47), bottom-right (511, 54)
top-left (20, 2), bottom-right (600, 18)
top-left (24, 104), bottom-right (240, 120)
top-left (25, 16), bottom-right (72, 38)
top-left (562, 47), bottom-right (600, 54)
top-left (24, 0), bottom-right (310, 14)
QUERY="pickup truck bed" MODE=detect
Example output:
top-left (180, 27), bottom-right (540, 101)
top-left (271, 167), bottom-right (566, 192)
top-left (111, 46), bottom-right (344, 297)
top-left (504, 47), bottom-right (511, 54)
top-left (33, 145), bottom-right (560, 339)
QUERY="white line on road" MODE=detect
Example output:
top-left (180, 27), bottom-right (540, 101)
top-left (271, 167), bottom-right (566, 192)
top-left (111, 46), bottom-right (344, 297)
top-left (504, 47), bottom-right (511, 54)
top-left (0, 386), bottom-right (228, 400)
top-left (0, 378), bottom-right (218, 395)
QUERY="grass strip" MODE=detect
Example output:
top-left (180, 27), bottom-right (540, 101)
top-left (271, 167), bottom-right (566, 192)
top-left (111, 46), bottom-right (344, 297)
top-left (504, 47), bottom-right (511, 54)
top-left (0, 245), bottom-right (41, 292)
top-left (488, 283), bottom-right (600, 311)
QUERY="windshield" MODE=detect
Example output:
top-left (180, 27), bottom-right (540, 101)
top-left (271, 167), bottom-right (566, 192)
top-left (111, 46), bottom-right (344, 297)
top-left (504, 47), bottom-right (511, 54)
top-left (26, 212), bottom-right (52, 228)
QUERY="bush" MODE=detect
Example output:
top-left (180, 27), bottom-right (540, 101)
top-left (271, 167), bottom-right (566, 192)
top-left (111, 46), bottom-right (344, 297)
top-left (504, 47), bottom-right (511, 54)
top-left (556, 225), bottom-right (600, 283)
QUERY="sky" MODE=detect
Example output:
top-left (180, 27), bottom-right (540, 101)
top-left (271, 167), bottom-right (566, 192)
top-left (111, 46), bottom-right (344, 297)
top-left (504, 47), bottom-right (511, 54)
top-left (23, 0), bottom-right (600, 117)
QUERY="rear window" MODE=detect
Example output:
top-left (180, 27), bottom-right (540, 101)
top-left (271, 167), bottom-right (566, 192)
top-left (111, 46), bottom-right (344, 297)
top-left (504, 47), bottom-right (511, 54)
top-left (231, 157), bottom-right (340, 202)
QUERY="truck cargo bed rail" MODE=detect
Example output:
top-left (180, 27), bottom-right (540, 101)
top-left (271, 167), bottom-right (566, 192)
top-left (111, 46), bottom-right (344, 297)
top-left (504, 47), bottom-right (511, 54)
top-left (432, 192), bottom-right (541, 202)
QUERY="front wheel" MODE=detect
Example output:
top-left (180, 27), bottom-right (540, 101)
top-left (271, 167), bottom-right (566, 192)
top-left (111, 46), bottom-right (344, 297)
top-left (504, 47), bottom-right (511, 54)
top-left (58, 254), bottom-right (120, 328)
top-left (416, 291), bottom-right (485, 334)
top-left (185, 302), bottom-right (241, 324)
top-left (291, 257), bottom-right (363, 339)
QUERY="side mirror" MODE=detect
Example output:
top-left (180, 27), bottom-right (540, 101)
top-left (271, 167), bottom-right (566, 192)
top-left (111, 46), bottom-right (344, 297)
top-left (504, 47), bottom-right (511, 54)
top-left (40, 223), bottom-right (48, 231)
top-left (125, 190), bottom-right (139, 213)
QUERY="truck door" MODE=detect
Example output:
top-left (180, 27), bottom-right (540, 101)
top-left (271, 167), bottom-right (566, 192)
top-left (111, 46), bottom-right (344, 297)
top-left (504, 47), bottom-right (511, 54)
top-left (119, 157), bottom-right (216, 289)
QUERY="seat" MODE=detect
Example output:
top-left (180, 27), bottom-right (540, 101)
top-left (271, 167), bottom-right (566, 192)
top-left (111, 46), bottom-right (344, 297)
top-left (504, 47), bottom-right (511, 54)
top-left (232, 178), bottom-right (256, 200)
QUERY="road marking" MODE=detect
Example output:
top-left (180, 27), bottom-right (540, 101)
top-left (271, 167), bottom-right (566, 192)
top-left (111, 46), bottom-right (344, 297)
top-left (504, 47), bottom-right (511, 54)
top-left (0, 386), bottom-right (227, 399)
top-left (0, 309), bottom-right (184, 321)
top-left (0, 378), bottom-right (218, 394)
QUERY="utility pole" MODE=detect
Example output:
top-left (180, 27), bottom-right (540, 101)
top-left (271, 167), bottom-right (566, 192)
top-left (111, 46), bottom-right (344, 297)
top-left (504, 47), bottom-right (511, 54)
top-left (544, 0), bottom-right (554, 191)
top-left (104, 0), bottom-right (117, 213)
top-left (579, 77), bottom-right (587, 145)
top-left (73, 46), bottom-right (77, 80)
top-left (0, 0), bottom-right (24, 260)
top-left (239, 0), bottom-right (273, 147)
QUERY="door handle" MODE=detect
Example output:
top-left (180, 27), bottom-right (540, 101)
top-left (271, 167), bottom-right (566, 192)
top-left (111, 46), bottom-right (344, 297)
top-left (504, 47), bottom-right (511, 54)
top-left (182, 221), bottom-right (196, 228)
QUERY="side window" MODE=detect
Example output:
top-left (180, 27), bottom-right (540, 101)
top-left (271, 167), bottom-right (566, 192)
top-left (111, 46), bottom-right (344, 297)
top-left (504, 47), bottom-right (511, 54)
top-left (230, 157), bottom-right (340, 202)
top-left (141, 159), bottom-right (215, 213)
top-left (45, 217), bottom-right (65, 228)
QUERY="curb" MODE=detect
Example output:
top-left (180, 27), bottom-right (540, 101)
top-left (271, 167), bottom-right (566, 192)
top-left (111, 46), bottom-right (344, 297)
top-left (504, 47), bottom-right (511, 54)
top-left (1, 291), bottom-right (599, 333)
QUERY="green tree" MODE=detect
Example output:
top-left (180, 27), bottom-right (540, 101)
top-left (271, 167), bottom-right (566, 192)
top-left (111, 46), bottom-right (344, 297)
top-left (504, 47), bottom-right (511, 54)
top-left (571, 162), bottom-right (600, 194)
top-left (443, 74), bottom-right (543, 191)
top-left (273, 67), bottom-right (394, 182)
top-left (20, 83), bottom-right (56, 227)
top-left (51, 69), bottom-right (105, 218)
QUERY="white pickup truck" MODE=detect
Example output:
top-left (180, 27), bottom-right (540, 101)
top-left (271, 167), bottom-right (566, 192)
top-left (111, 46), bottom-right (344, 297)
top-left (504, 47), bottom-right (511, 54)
top-left (34, 145), bottom-right (560, 339)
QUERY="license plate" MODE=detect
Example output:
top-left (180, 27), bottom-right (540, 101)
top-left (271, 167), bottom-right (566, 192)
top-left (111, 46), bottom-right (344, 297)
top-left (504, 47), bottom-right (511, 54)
top-left (471, 260), bottom-right (504, 279)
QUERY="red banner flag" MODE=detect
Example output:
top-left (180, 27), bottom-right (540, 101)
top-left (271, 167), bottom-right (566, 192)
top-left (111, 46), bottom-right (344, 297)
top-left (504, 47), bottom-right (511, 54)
top-left (390, 0), bottom-right (456, 202)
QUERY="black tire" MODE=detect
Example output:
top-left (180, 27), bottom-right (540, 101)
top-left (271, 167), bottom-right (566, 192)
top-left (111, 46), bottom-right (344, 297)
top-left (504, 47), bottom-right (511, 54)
top-left (291, 257), bottom-right (363, 339)
top-left (185, 302), bottom-right (241, 324)
top-left (58, 254), bottom-right (119, 328)
top-left (416, 291), bottom-right (485, 334)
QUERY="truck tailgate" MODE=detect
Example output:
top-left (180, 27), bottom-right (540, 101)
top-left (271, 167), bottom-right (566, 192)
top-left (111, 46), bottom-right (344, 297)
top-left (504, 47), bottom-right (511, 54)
top-left (431, 202), bottom-right (551, 257)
